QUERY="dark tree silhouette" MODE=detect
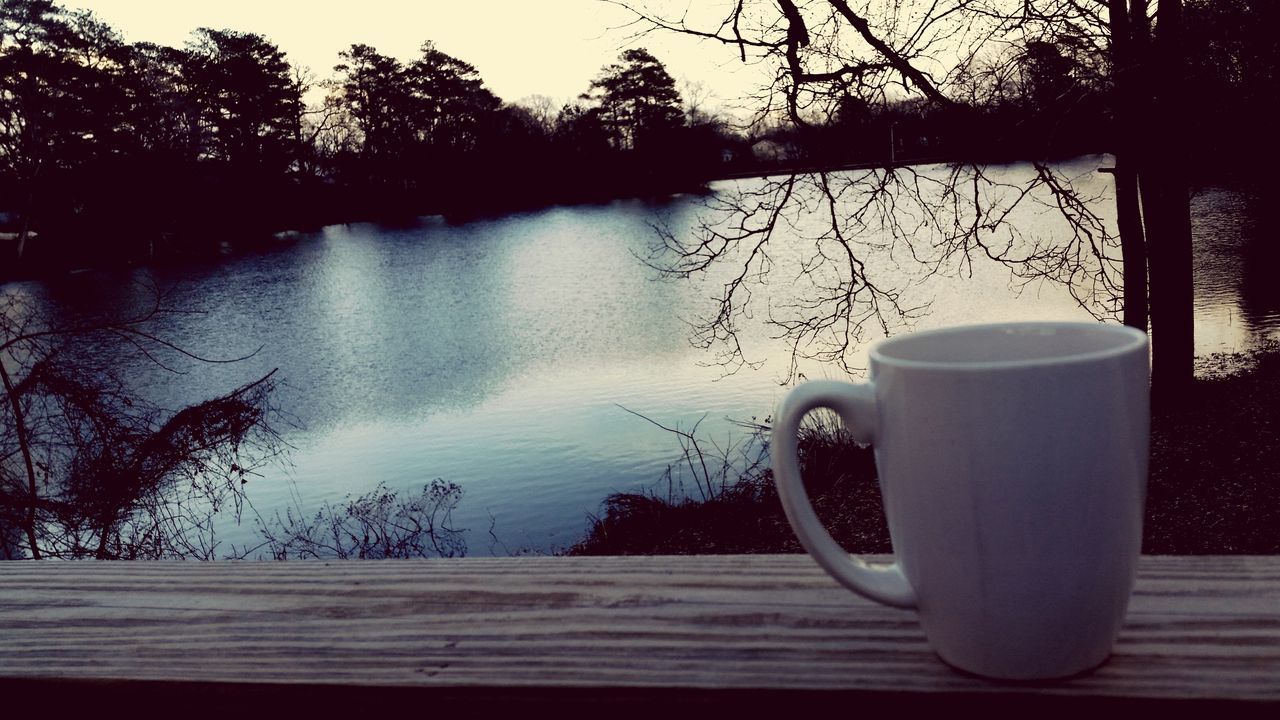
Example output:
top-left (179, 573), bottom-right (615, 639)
top-left (324, 40), bottom-right (513, 214)
top-left (117, 42), bottom-right (199, 160)
top-left (1182, 0), bottom-right (1280, 167)
top-left (552, 101), bottom-right (613, 156)
top-left (405, 41), bottom-right (501, 152)
top-left (1, 2), bottom-right (320, 264)
top-left (0, 0), bottom-right (122, 261)
top-left (331, 41), bottom-right (503, 160)
top-left (583, 47), bottom-right (685, 152)
top-left (0, 284), bottom-right (470, 560)
top-left (0, 286), bottom-right (286, 559)
top-left (331, 43), bottom-right (413, 163)
top-left (182, 28), bottom-right (302, 172)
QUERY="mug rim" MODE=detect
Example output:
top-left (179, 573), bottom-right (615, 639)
top-left (869, 321), bottom-right (1149, 371)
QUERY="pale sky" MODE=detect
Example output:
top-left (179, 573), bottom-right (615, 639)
top-left (62, 1), bottom-right (765, 112)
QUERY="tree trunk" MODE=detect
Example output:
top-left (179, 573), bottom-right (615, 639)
top-left (1141, 182), bottom-right (1194, 397)
top-left (15, 206), bottom-right (31, 262)
top-left (1144, 0), bottom-right (1196, 399)
top-left (0, 362), bottom-right (42, 559)
top-left (1108, 0), bottom-right (1149, 333)
top-left (14, 170), bottom-right (37, 263)
top-left (1122, 0), bottom-right (1194, 400)
top-left (1115, 164), bottom-right (1148, 332)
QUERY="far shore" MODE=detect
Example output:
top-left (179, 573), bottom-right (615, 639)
top-left (0, 150), bottom-right (1108, 283)
top-left (8, 149), bottom-right (1276, 285)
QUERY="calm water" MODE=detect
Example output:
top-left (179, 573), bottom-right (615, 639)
top-left (4, 156), bottom-right (1275, 554)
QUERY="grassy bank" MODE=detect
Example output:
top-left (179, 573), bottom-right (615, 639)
top-left (569, 345), bottom-right (1280, 556)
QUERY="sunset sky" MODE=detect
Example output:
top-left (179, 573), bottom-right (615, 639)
top-left (62, 1), bottom-right (766, 111)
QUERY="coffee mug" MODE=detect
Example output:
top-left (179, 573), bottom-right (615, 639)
top-left (772, 321), bottom-right (1149, 680)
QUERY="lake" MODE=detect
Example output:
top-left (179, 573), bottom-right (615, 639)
top-left (4, 155), bottom-right (1276, 555)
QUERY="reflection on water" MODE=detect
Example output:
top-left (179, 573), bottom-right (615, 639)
top-left (1192, 185), bottom-right (1280, 353)
top-left (3, 162), bottom-right (1274, 554)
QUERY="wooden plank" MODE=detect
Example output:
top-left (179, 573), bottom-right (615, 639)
top-left (1, 555), bottom-right (1277, 711)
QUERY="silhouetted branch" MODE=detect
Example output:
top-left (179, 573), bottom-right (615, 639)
top-left (250, 480), bottom-right (465, 559)
top-left (1, 282), bottom-right (290, 559)
top-left (616, 1), bottom-right (1130, 378)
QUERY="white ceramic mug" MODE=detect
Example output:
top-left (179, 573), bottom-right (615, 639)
top-left (772, 322), bottom-right (1150, 680)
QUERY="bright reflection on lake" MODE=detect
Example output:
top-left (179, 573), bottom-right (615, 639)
top-left (4, 156), bottom-right (1274, 555)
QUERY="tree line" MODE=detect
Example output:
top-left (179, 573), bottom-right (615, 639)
top-left (0, 0), bottom-right (731, 275)
top-left (2, 0), bottom-right (1274, 283)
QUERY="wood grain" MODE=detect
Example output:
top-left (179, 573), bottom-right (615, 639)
top-left (1, 555), bottom-right (1276, 709)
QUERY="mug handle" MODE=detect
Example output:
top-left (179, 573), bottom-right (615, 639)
top-left (772, 380), bottom-right (918, 609)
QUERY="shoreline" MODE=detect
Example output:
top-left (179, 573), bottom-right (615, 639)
top-left (8, 150), bottom-right (1275, 285)
top-left (567, 345), bottom-right (1280, 556)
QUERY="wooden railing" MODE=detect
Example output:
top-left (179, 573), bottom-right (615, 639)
top-left (2, 555), bottom-right (1277, 712)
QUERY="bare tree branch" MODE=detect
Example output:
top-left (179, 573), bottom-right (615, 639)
top-left (615, 1), bottom-right (1128, 378)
